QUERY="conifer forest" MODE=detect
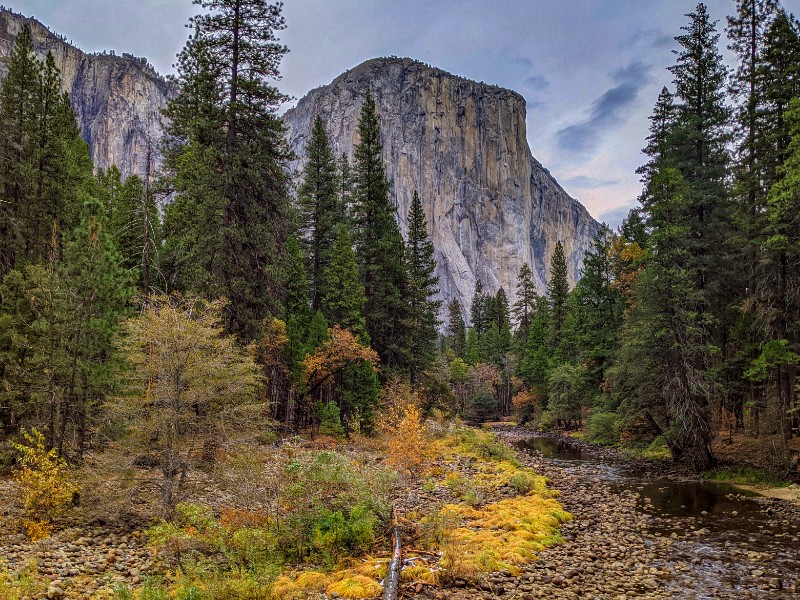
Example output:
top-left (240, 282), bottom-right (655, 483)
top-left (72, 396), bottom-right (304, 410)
top-left (0, 1), bottom-right (799, 598)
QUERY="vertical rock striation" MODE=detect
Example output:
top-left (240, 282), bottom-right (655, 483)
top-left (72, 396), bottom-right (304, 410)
top-left (283, 57), bottom-right (599, 321)
top-left (0, 9), bottom-right (172, 178)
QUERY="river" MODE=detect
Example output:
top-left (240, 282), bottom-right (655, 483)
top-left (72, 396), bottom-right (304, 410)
top-left (500, 432), bottom-right (800, 599)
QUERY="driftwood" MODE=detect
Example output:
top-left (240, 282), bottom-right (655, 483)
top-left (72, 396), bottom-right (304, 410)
top-left (383, 507), bottom-right (403, 600)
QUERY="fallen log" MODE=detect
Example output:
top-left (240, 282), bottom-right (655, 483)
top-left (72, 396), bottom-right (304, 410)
top-left (383, 507), bottom-right (403, 600)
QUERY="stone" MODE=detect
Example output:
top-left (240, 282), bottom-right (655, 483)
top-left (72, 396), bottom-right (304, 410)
top-left (283, 57), bottom-right (599, 320)
top-left (0, 10), bottom-right (171, 179)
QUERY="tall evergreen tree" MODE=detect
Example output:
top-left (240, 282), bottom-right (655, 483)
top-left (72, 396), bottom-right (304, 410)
top-left (162, 0), bottom-right (292, 341)
top-left (512, 263), bottom-right (538, 345)
top-left (727, 0), bottom-right (779, 296)
top-left (321, 227), bottom-right (367, 340)
top-left (759, 98), bottom-right (800, 439)
top-left (0, 24), bottom-right (39, 274)
top-left (0, 29), bottom-right (84, 275)
top-left (352, 93), bottom-right (408, 370)
top-left (405, 190), bottom-right (441, 383)
top-left (618, 168), bottom-right (715, 470)
top-left (470, 279), bottom-right (487, 338)
top-left (572, 225), bottom-right (624, 392)
top-left (547, 241), bottom-right (569, 349)
top-left (299, 116), bottom-right (341, 311)
top-left (636, 86), bottom-right (677, 187)
top-left (446, 298), bottom-right (467, 358)
top-left (98, 167), bottom-right (161, 294)
top-left (668, 3), bottom-right (733, 317)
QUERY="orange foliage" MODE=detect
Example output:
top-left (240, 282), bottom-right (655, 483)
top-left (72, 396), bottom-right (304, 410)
top-left (219, 507), bottom-right (269, 529)
top-left (609, 236), bottom-right (647, 298)
top-left (303, 326), bottom-right (379, 392)
top-left (380, 379), bottom-right (429, 475)
top-left (512, 389), bottom-right (539, 411)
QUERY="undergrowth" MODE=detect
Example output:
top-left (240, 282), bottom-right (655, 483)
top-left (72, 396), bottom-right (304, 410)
top-left (703, 465), bottom-right (791, 487)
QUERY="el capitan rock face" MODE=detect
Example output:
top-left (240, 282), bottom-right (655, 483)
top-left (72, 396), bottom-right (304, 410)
top-left (0, 9), bottom-right (172, 179)
top-left (283, 57), bottom-right (599, 320)
top-left (0, 11), bottom-right (598, 320)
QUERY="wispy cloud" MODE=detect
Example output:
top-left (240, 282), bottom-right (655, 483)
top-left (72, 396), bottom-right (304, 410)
top-left (524, 74), bottom-right (550, 90)
top-left (599, 204), bottom-right (638, 229)
top-left (555, 61), bottom-right (652, 154)
top-left (562, 175), bottom-right (620, 188)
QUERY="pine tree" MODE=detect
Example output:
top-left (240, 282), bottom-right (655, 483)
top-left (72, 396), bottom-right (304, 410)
top-left (352, 93), bottom-right (408, 370)
top-left (0, 30), bottom-right (85, 275)
top-left (405, 190), bottom-right (441, 383)
top-left (338, 153), bottom-right (354, 219)
top-left (0, 24), bottom-right (39, 274)
top-left (299, 116), bottom-right (341, 311)
top-left (162, 0), bottom-right (292, 341)
top-left (760, 97), bottom-right (800, 439)
top-left (446, 298), bottom-right (466, 358)
top-left (512, 263), bottom-right (538, 344)
top-left (727, 0), bottom-right (779, 296)
top-left (321, 227), bottom-right (367, 340)
top-left (636, 87), bottom-right (677, 187)
top-left (547, 241), bottom-right (569, 349)
top-left (470, 279), bottom-right (487, 338)
top-left (98, 168), bottom-right (161, 293)
top-left (668, 2), bottom-right (733, 317)
top-left (572, 225), bottom-right (624, 392)
top-left (761, 11), bottom-right (800, 191)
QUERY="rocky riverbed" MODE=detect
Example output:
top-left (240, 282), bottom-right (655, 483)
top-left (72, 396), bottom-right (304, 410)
top-left (2, 428), bottom-right (799, 599)
top-left (408, 428), bottom-right (800, 600)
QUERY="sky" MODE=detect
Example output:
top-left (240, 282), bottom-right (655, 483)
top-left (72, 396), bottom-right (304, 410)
top-left (11, 0), bottom-right (800, 227)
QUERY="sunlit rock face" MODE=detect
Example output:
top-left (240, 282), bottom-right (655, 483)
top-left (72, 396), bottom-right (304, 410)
top-left (283, 57), bottom-right (599, 321)
top-left (0, 9), bottom-right (172, 178)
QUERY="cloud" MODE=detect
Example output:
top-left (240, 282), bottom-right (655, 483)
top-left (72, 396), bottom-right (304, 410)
top-left (524, 74), bottom-right (550, 90)
top-left (599, 204), bottom-right (638, 230)
top-left (623, 27), bottom-right (675, 51)
top-left (562, 175), bottom-right (620, 188)
top-left (555, 61), bottom-right (652, 154)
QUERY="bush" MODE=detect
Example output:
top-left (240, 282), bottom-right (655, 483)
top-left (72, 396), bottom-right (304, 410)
top-left (317, 401), bottom-right (346, 438)
top-left (12, 429), bottom-right (77, 540)
top-left (458, 428), bottom-right (517, 463)
top-left (383, 403), bottom-right (428, 476)
top-left (587, 411), bottom-right (620, 445)
top-left (278, 451), bottom-right (394, 564)
top-left (535, 410), bottom-right (555, 431)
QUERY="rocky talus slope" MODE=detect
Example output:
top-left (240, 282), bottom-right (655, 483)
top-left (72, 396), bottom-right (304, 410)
top-left (283, 57), bottom-right (599, 317)
top-left (0, 9), bottom-right (172, 179)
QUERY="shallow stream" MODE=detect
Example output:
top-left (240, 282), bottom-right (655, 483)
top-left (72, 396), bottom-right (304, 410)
top-left (514, 435), bottom-right (800, 597)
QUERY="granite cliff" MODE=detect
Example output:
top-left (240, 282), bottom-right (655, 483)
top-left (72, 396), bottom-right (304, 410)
top-left (283, 57), bottom-right (599, 319)
top-left (0, 9), bottom-right (172, 178)
top-left (0, 10), bottom-right (598, 319)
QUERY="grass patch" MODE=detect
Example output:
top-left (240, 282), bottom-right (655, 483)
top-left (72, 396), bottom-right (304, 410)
top-left (325, 575), bottom-right (382, 599)
top-left (703, 466), bottom-right (791, 488)
top-left (438, 494), bottom-right (571, 577)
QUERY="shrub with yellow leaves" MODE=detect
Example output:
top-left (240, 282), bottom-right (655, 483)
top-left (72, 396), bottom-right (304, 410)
top-left (380, 379), bottom-right (429, 476)
top-left (12, 429), bottom-right (77, 540)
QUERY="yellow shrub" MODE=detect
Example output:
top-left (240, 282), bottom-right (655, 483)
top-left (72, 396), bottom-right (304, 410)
top-left (293, 571), bottom-right (330, 592)
top-left (439, 495), bottom-right (572, 577)
top-left (326, 575), bottom-right (382, 599)
top-left (12, 429), bottom-right (77, 540)
top-left (381, 383), bottom-right (429, 475)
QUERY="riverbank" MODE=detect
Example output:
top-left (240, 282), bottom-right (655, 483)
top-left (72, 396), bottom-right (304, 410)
top-left (489, 425), bottom-right (800, 599)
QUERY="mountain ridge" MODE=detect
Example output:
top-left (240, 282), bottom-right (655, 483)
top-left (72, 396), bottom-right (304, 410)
top-left (283, 56), bottom-right (599, 317)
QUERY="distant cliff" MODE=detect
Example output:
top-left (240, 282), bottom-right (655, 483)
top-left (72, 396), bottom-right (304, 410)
top-left (283, 57), bottom-right (599, 319)
top-left (0, 9), bottom-right (172, 178)
top-left (0, 11), bottom-right (599, 318)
